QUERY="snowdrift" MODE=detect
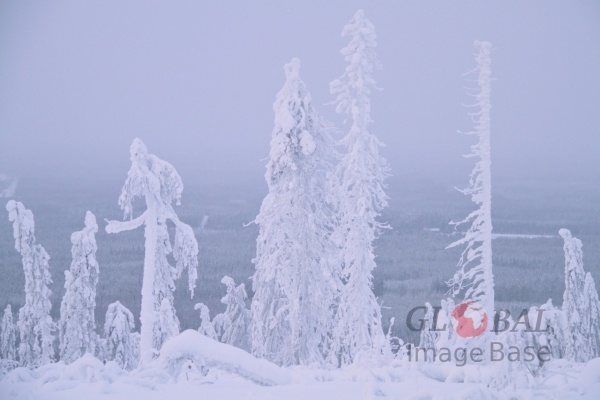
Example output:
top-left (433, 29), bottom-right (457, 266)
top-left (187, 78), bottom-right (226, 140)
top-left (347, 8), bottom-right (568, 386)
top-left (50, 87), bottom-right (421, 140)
top-left (156, 329), bottom-right (292, 386)
top-left (2, 343), bottom-right (600, 399)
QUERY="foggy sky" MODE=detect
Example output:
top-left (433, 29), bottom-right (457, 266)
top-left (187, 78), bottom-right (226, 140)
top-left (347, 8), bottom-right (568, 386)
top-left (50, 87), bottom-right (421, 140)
top-left (1, 1), bottom-right (599, 186)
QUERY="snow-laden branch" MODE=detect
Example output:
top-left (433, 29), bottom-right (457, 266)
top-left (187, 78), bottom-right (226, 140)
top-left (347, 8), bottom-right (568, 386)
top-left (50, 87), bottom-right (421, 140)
top-left (166, 205), bottom-right (198, 297)
top-left (158, 330), bottom-right (292, 386)
top-left (104, 211), bottom-right (148, 234)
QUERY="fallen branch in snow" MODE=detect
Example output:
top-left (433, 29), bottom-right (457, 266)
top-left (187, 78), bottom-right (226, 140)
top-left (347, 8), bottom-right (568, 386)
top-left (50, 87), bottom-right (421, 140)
top-left (155, 330), bottom-right (292, 386)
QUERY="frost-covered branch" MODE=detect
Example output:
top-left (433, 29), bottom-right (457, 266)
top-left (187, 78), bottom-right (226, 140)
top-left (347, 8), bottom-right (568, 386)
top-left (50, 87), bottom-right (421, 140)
top-left (167, 205), bottom-right (199, 297)
top-left (104, 210), bottom-right (148, 234)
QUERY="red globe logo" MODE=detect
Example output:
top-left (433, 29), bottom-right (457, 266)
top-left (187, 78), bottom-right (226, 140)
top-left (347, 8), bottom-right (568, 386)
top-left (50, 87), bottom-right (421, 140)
top-left (451, 301), bottom-right (488, 338)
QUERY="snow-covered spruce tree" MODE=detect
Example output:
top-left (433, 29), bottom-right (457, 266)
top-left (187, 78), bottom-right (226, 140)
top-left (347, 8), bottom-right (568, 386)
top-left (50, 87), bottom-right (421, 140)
top-left (250, 58), bottom-right (337, 366)
top-left (327, 10), bottom-right (390, 367)
top-left (559, 228), bottom-right (600, 362)
top-left (1, 305), bottom-right (16, 362)
top-left (105, 138), bottom-right (199, 365)
top-left (104, 301), bottom-right (138, 370)
top-left (6, 200), bottom-right (54, 367)
top-left (446, 41), bottom-right (495, 322)
top-left (418, 303), bottom-right (439, 355)
top-left (583, 273), bottom-right (600, 359)
top-left (214, 276), bottom-right (251, 351)
top-left (156, 298), bottom-right (180, 349)
top-left (194, 303), bottom-right (217, 340)
top-left (488, 324), bottom-right (534, 390)
top-left (131, 332), bottom-right (141, 364)
top-left (435, 298), bottom-right (456, 349)
top-left (524, 299), bottom-right (565, 360)
top-left (58, 211), bottom-right (100, 364)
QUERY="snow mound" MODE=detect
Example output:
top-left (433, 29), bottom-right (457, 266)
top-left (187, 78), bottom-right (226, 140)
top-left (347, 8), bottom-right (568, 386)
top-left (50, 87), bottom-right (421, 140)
top-left (578, 357), bottom-right (600, 387)
top-left (156, 329), bottom-right (292, 386)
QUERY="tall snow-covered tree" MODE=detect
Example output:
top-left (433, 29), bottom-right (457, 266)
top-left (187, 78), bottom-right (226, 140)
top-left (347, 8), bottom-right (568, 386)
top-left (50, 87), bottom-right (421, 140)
top-left (0, 305), bottom-right (16, 362)
top-left (105, 138), bottom-right (199, 365)
top-left (327, 10), bottom-right (390, 367)
top-left (6, 200), bottom-right (54, 367)
top-left (446, 41), bottom-right (495, 321)
top-left (104, 301), bottom-right (138, 370)
top-left (214, 276), bottom-right (251, 351)
top-left (250, 58), bottom-right (337, 366)
top-left (583, 272), bottom-right (600, 359)
top-left (560, 228), bottom-right (599, 362)
top-left (58, 211), bottom-right (100, 364)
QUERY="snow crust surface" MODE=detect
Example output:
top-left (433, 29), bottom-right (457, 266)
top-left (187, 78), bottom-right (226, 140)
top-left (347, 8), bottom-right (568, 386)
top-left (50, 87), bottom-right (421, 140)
top-left (2, 330), bottom-right (600, 399)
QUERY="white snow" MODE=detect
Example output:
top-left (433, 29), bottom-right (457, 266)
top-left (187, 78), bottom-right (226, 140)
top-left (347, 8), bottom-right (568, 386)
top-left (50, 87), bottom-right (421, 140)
top-left (491, 233), bottom-right (556, 239)
top-left (156, 329), bottom-right (291, 386)
top-left (2, 336), bottom-right (600, 399)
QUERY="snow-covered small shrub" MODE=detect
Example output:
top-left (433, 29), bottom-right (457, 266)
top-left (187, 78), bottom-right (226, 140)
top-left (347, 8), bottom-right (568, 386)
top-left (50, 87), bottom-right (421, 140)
top-left (522, 299), bottom-right (565, 362)
top-left (195, 278), bottom-right (250, 350)
top-left (6, 200), bottom-right (54, 367)
top-left (418, 303), bottom-right (439, 356)
top-left (583, 272), bottom-right (600, 359)
top-left (104, 301), bottom-right (138, 371)
top-left (487, 329), bottom-right (535, 391)
top-left (560, 228), bottom-right (600, 362)
top-left (131, 332), bottom-right (141, 365)
top-left (435, 298), bottom-right (456, 350)
top-left (385, 317), bottom-right (404, 357)
top-left (215, 276), bottom-right (251, 351)
top-left (155, 298), bottom-right (179, 352)
top-left (194, 303), bottom-right (217, 340)
top-left (1, 305), bottom-right (16, 362)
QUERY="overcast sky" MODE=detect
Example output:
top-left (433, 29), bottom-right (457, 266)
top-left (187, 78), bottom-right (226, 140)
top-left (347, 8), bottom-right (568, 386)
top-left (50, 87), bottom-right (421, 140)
top-left (1, 1), bottom-right (599, 186)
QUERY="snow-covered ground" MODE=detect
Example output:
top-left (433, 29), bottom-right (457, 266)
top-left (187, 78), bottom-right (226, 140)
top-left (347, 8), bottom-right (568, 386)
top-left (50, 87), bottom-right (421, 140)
top-left (491, 234), bottom-right (557, 239)
top-left (2, 359), bottom-right (600, 399)
top-left (2, 330), bottom-right (600, 400)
